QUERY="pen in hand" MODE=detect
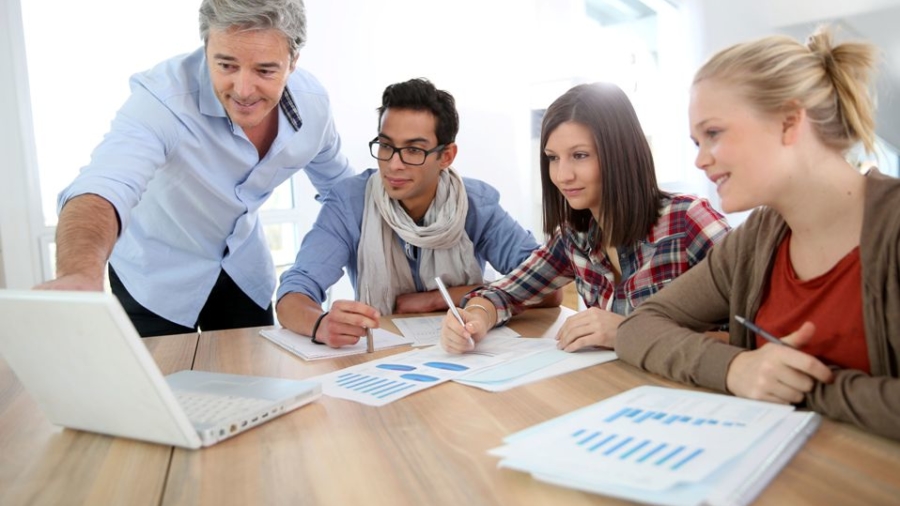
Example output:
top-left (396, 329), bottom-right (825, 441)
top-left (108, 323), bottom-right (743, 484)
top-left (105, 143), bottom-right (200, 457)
top-left (434, 276), bottom-right (474, 348)
top-left (365, 287), bottom-right (375, 353)
top-left (734, 315), bottom-right (796, 349)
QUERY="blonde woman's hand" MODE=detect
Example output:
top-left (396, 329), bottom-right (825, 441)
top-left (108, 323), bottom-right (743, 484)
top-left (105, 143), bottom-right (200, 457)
top-left (725, 322), bottom-right (834, 404)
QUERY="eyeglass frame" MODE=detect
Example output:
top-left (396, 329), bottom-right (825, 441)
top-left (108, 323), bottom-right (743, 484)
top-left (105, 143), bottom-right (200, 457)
top-left (368, 138), bottom-right (447, 166)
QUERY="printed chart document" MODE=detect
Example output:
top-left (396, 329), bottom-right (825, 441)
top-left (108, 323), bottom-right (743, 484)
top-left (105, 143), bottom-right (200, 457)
top-left (530, 305), bottom-right (579, 339)
top-left (392, 315), bottom-right (520, 347)
top-left (314, 336), bottom-right (553, 406)
top-left (491, 386), bottom-right (820, 506)
top-left (454, 347), bottom-right (616, 392)
top-left (259, 327), bottom-right (413, 361)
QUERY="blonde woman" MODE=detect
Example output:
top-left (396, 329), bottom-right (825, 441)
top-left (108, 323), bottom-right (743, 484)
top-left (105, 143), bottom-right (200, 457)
top-left (617, 27), bottom-right (900, 441)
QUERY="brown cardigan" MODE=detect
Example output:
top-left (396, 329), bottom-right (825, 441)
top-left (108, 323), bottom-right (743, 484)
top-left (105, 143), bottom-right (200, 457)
top-left (617, 171), bottom-right (900, 441)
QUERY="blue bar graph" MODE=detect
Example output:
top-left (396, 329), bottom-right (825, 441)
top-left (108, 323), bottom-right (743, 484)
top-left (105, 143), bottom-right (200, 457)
top-left (619, 440), bottom-right (650, 459)
top-left (588, 434), bottom-right (617, 452)
top-left (566, 428), bottom-right (709, 472)
top-left (672, 448), bottom-right (704, 470)
top-left (603, 436), bottom-right (633, 455)
top-left (604, 407), bottom-right (632, 423)
top-left (655, 446), bottom-right (685, 466)
top-left (336, 372), bottom-right (416, 399)
top-left (637, 443), bottom-right (667, 463)
top-left (603, 405), bottom-right (749, 428)
top-left (577, 431), bottom-right (601, 445)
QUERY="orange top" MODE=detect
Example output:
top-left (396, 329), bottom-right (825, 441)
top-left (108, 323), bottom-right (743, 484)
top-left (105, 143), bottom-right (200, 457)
top-left (755, 232), bottom-right (870, 373)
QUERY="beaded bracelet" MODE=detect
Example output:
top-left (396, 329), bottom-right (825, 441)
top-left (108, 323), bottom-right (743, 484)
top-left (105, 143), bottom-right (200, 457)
top-left (310, 311), bottom-right (329, 345)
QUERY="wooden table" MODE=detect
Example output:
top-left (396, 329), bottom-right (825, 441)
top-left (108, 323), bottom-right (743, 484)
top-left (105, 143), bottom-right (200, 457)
top-left (2, 307), bottom-right (899, 505)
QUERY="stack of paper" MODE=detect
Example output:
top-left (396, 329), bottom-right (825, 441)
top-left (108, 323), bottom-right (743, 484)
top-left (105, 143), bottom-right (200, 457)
top-left (259, 327), bottom-right (413, 360)
top-left (491, 386), bottom-right (821, 506)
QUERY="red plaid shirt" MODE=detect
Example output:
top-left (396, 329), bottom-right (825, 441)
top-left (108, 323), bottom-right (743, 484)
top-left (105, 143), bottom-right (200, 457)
top-left (467, 195), bottom-right (731, 324)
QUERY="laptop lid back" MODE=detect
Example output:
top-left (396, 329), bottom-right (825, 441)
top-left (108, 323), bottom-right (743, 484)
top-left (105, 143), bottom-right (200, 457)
top-left (0, 290), bottom-right (202, 448)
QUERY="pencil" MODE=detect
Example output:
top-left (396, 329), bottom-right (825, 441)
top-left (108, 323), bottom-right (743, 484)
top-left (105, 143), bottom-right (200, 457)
top-left (734, 315), bottom-right (795, 349)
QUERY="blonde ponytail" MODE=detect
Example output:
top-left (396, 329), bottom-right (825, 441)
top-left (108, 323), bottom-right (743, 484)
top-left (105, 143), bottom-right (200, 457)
top-left (695, 26), bottom-right (879, 153)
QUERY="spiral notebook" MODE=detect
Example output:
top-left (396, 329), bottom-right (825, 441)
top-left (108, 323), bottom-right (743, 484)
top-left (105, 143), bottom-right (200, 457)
top-left (491, 386), bottom-right (821, 506)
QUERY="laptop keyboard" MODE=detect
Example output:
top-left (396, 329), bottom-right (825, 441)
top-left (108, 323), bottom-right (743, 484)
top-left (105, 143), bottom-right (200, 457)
top-left (174, 391), bottom-right (273, 425)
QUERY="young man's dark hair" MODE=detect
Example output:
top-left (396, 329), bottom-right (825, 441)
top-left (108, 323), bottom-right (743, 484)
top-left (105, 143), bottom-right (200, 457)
top-left (377, 78), bottom-right (459, 146)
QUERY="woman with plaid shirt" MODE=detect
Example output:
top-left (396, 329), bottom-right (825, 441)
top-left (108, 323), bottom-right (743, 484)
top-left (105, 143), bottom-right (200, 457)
top-left (441, 82), bottom-right (731, 354)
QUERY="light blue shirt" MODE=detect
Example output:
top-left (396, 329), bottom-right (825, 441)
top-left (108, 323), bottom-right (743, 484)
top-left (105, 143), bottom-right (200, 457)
top-left (276, 169), bottom-right (540, 305)
top-left (58, 47), bottom-right (354, 326)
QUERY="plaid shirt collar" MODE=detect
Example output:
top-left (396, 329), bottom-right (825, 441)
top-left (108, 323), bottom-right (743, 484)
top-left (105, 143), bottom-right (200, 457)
top-left (279, 88), bottom-right (303, 131)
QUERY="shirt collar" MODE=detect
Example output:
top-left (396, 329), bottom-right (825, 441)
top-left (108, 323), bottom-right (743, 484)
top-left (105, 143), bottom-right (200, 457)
top-left (567, 220), bottom-right (601, 254)
top-left (279, 87), bottom-right (303, 131)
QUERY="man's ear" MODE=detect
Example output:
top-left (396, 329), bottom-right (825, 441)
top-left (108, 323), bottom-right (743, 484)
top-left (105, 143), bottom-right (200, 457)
top-left (781, 104), bottom-right (806, 146)
top-left (439, 143), bottom-right (458, 168)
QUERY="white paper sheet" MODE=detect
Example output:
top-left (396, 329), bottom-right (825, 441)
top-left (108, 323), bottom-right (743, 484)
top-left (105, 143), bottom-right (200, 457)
top-left (259, 327), bottom-right (413, 360)
top-left (314, 336), bottom-right (552, 406)
top-left (455, 348), bottom-right (617, 392)
top-left (392, 315), bottom-right (520, 347)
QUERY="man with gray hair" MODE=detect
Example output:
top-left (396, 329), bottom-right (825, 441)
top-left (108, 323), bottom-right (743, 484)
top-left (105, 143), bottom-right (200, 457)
top-left (38, 0), bottom-right (353, 337)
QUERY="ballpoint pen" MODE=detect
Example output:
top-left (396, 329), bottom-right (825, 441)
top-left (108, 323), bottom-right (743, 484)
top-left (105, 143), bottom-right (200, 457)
top-left (734, 315), bottom-right (795, 349)
top-left (366, 287), bottom-right (375, 353)
top-left (434, 276), bottom-right (474, 347)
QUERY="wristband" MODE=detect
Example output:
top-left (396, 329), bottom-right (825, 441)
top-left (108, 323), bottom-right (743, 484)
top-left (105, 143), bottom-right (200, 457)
top-left (311, 311), bottom-right (329, 345)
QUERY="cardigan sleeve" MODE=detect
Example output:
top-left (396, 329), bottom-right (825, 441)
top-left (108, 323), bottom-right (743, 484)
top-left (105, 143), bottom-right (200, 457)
top-left (616, 227), bottom-right (746, 391)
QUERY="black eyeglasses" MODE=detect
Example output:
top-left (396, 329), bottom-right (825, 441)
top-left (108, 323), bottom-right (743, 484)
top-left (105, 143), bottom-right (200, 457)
top-left (368, 138), bottom-right (445, 166)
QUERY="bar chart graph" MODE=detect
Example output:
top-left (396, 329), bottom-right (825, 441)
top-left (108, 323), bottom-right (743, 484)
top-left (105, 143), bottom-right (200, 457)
top-left (603, 406), bottom-right (747, 427)
top-left (569, 428), bottom-right (705, 471)
top-left (490, 386), bottom-right (795, 490)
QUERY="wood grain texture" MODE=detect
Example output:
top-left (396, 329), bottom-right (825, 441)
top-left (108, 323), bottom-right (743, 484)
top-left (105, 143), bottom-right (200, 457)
top-left (3, 312), bottom-right (899, 506)
top-left (163, 309), bottom-right (900, 506)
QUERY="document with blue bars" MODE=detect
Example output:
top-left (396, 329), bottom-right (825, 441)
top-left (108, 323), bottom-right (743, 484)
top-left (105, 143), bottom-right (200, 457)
top-left (491, 385), bottom-right (820, 506)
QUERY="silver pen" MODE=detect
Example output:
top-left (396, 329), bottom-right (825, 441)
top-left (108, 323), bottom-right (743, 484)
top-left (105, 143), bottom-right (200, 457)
top-left (435, 276), bottom-right (474, 347)
top-left (366, 287), bottom-right (375, 353)
top-left (734, 315), bottom-right (795, 349)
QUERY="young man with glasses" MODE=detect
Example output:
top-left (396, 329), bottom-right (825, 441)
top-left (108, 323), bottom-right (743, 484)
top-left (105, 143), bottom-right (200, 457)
top-left (275, 78), bottom-right (557, 347)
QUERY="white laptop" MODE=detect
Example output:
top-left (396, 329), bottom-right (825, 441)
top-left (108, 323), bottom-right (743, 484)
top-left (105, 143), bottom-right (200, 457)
top-left (0, 289), bottom-right (321, 449)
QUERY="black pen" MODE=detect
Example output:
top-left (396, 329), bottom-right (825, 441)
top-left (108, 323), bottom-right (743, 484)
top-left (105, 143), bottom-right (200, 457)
top-left (734, 315), bottom-right (795, 349)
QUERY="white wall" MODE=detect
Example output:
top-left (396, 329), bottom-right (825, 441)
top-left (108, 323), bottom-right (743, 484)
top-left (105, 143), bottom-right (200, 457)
top-left (4, 0), bottom-right (899, 285)
top-left (299, 0), bottom-right (697, 236)
top-left (675, 0), bottom-right (900, 225)
top-left (300, 0), bottom-right (538, 232)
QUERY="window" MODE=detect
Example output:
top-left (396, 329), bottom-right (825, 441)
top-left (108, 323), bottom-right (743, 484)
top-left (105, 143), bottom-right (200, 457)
top-left (19, 0), bottom-right (319, 293)
top-left (12, 0), bottom-right (693, 304)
